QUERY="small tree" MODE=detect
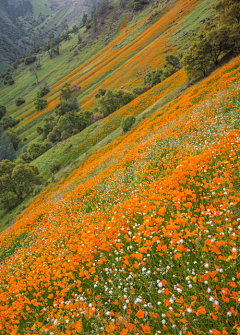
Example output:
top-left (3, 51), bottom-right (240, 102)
top-left (0, 159), bottom-right (41, 209)
top-left (60, 83), bottom-right (72, 101)
top-left (144, 69), bottom-right (162, 87)
top-left (82, 13), bottom-right (88, 26)
top-left (0, 129), bottom-right (16, 162)
top-left (0, 105), bottom-right (7, 120)
top-left (15, 97), bottom-right (26, 106)
top-left (0, 116), bottom-right (18, 130)
top-left (37, 86), bottom-right (50, 98)
top-left (6, 129), bottom-right (21, 150)
top-left (34, 97), bottom-right (48, 111)
top-left (182, 37), bottom-right (213, 78)
top-left (122, 115), bottom-right (136, 132)
top-left (27, 142), bottom-right (52, 160)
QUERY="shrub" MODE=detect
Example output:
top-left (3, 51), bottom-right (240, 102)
top-left (37, 87), bottom-right (50, 98)
top-left (34, 97), bottom-right (48, 111)
top-left (144, 69), bottom-right (162, 87)
top-left (0, 105), bottom-right (7, 120)
top-left (132, 85), bottom-right (150, 97)
top-left (15, 97), bottom-right (26, 106)
top-left (27, 141), bottom-right (52, 160)
top-left (122, 114), bottom-right (136, 133)
top-left (8, 79), bottom-right (15, 85)
top-left (24, 56), bottom-right (37, 65)
top-left (49, 163), bottom-right (60, 173)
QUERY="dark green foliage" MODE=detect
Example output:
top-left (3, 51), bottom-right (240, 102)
top-left (12, 62), bottom-right (17, 69)
top-left (7, 79), bottom-right (15, 85)
top-left (0, 116), bottom-right (18, 130)
top-left (96, 89), bottom-right (135, 117)
top-left (15, 97), bottom-right (26, 107)
top-left (71, 25), bottom-right (79, 34)
top-left (132, 85), bottom-right (150, 97)
top-left (144, 69), bottom-right (162, 87)
top-left (47, 126), bottom-right (62, 143)
top-left (0, 129), bottom-right (16, 162)
top-left (122, 115), bottom-right (136, 132)
top-left (34, 97), bottom-right (48, 111)
top-left (182, 36), bottom-right (213, 78)
top-left (55, 99), bottom-right (78, 118)
top-left (133, 0), bottom-right (148, 11)
top-left (95, 89), bottom-right (107, 99)
top-left (0, 159), bottom-right (41, 210)
top-left (36, 116), bottom-right (56, 136)
top-left (0, 105), bottom-right (7, 120)
top-left (60, 83), bottom-right (72, 101)
top-left (24, 56), bottom-right (37, 65)
top-left (37, 86), bottom-right (50, 98)
top-left (182, 0), bottom-right (240, 78)
top-left (160, 55), bottom-right (181, 80)
top-left (27, 141), bottom-right (52, 160)
top-left (82, 13), bottom-right (88, 26)
top-left (6, 129), bottom-right (21, 150)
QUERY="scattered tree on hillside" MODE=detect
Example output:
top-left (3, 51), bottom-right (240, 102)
top-left (37, 86), bottom-right (50, 98)
top-left (6, 129), bottom-right (21, 150)
top-left (0, 116), bottom-right (18, 130)
top-left (61, 23), bottom-right (70, 40)
top-left (27, 142), bottom-right (52, 160)
top-left (82, 13), bottom-right (88, 26)
top-left (96, 89), bottom-right (134, 117)
top-left (0, 105), bottom-right (7, 120)
top-left (15, 97), bottom-right (26, 107)
top-left (0, 129), bottom-right (16, 162)
top-left (60, 83), bottom-right (72, 101)
top-left (133, 0), bottom-right (148, 11)
top-left (182, 37), bottom-right (213, 78)
top-left (0, 159), bottom-right (41, 210)
top-left (34, 97), bottom-right (48, 111)
top-left (122, 115), bottom-right (136, 133)
top-left (144, 69), bottom-right (162, 87)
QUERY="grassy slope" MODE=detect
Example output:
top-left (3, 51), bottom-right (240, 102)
top-left (0, 0), bottom-right (216, 227)
top-left (0, 52), bottom-right (239, 334)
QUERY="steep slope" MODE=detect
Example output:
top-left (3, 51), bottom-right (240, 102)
top-left (0, 0), bottom-right (99, 72)
top-left (0, 55), bottom-right (239, 334)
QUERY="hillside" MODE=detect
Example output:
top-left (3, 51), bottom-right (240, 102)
top-left (0, 0), bottom-right (240, 334)
top-left (0, 0), bottom-right (99, 72)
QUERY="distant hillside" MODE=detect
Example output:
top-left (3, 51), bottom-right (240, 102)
top-left (0, 0), bottom-right (99, 72)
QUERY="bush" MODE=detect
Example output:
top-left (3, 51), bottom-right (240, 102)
top-left (96, 89), bottom-right (135, 117)
top-left (15, 97), bottom-right (26, 107)
top-left (27, 141), bottom-right (52, 160)
top-left (132, 85), bottom-right (150, 97)
top-left (0, 105), bottom-right (7, 120)
top-left (144, 69), bottom-right (162, 87)
top-left (37, 87), bottom-right (50, 98)
top-left (8, 79), bottom-right (15, 86)
top-left (34, 97), bottom-right (48, 111)
top-left (12, 62), bottom-right (17, 70)
top-left (0, 116), bottom-right (18, 130)
top-left (24, 56), bottom-right (37, 65)
top-left (122, 115), bottom-right (136, 133)
top-left (0, 159), bottom-right (41, 210)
